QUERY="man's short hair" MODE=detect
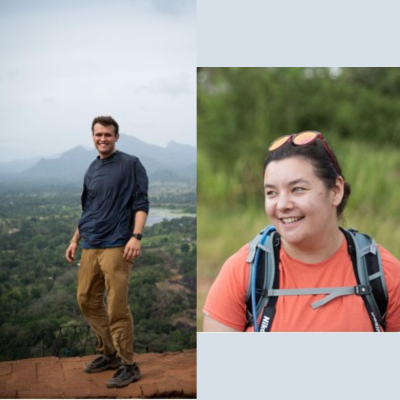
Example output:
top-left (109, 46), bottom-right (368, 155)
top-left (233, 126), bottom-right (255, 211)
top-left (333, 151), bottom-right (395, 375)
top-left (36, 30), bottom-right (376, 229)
top-left (91, 116), bottom-right (119, 136)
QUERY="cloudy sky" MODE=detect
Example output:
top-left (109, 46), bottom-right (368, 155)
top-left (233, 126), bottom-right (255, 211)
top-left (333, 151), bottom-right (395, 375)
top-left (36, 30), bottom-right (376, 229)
top-left (0, 0), bottom-right (196, 162)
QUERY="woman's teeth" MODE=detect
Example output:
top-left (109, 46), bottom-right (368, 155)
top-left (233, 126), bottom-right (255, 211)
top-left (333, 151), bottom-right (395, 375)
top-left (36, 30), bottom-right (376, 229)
top-left (282, 217), bottom-right (303, 224)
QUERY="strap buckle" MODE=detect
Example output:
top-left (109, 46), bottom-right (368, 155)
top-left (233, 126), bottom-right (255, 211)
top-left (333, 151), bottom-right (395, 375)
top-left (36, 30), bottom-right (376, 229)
top-left (273, 237), bottom-right (280, 247)
top-left (355, 284), bottom-right (372, 295)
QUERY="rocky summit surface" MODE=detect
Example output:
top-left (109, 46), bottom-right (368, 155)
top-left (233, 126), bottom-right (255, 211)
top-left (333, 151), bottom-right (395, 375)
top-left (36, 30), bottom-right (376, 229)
top-left (0, 349), bottom-right (196, 399)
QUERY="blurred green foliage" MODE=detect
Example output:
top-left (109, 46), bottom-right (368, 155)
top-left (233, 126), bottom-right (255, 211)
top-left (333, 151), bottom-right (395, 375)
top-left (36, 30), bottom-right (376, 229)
top-left (197, 67), bottom-right (400, 330)
top-left (198, 67), bottom-right (400, 207)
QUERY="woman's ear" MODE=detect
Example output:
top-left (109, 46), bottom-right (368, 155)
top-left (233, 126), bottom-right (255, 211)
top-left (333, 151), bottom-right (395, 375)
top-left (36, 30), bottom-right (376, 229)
top-left (332, 176), bottom-right (345, 207)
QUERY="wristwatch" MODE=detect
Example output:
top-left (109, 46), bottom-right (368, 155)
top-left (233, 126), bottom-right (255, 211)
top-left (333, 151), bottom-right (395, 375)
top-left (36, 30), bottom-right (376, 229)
top-left (131, 233), bottom-right (142, 241)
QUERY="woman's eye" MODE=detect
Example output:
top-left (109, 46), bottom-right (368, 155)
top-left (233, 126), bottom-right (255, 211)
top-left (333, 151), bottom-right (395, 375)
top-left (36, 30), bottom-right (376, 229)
top-left (293, 187), bottom-right (305, 192)
top-left (266, 191), bottom-right (276, 197)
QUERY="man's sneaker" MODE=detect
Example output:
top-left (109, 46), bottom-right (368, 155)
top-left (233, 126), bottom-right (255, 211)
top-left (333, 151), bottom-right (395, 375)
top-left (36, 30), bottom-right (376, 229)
top-left (106, 363), bottom-right (142, 388)
top-left (84, 353), bottom-right (122, 373)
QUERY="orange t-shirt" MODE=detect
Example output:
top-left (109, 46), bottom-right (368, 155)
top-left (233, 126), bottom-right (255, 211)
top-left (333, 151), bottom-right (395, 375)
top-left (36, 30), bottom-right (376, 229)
top-left (203, 237), bottom-right (400, 332)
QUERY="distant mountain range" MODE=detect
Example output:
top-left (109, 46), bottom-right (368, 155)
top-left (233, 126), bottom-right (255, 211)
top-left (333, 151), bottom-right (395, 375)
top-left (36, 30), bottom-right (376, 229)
top-left (0, 134), bottom-right (196, 185)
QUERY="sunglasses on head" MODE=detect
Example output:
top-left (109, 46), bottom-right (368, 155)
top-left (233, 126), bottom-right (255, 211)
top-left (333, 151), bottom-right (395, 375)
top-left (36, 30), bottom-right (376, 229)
top-left (268, 130), bottom-right (341, 175)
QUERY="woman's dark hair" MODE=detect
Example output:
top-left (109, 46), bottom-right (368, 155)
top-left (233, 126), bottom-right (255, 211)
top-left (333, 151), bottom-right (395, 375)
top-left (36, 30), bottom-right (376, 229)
top-left (264, 138), bottom-right (351, 219)
top-left (91, 116), bottom-right (119, 136)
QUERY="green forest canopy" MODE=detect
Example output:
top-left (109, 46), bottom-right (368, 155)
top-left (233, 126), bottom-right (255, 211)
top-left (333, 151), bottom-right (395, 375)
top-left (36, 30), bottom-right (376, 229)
top-left (0, 190), bottom-right (196, 361)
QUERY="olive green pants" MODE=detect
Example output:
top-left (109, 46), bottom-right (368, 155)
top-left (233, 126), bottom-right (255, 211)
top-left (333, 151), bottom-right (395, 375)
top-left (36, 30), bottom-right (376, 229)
top-left (77, 246), bottom-right (134, 365)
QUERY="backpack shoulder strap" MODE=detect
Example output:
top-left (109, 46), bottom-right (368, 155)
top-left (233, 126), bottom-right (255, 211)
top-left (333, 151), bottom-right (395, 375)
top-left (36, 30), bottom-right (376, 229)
top-left (341, 228), bottom-right (388, 330)
top-left (245, 226), bottom-right (388, 332)
top-left (245, 225), bottom-right (279, 331)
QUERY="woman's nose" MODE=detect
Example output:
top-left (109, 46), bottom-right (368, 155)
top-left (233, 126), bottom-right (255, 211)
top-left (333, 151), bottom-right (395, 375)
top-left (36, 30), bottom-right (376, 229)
top-left (276, 193), bottom-right (293, 211)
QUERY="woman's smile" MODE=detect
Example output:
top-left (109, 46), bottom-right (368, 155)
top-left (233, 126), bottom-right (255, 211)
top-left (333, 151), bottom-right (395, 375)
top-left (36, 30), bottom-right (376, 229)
top-left (280, 216), bottom-right (304, 224)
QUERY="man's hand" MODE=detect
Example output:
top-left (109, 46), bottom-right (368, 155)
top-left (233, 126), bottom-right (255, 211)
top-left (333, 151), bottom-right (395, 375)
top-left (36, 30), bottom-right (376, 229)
top-left (123, 237), bottom-right (141, 260)
top-left (66, 242), bottom-right (78, 264)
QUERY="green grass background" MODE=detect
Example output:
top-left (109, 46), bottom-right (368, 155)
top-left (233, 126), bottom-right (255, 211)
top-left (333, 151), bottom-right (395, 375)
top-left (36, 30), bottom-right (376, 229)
top-left (197, 68), bottom-right (400, 331)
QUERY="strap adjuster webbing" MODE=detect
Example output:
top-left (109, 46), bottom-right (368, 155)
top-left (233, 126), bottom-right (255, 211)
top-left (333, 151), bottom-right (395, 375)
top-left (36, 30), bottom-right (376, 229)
top-left (267, 284), bottom-right (372, 310)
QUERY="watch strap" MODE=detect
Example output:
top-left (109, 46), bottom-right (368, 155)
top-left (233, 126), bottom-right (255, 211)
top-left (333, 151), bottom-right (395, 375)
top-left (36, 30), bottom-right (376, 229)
top-left (131, 233), bottom-right (142, 240)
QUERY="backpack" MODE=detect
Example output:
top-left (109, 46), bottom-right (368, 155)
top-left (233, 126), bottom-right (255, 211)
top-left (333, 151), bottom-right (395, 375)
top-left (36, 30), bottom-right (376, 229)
top-left (245, 225), bottom-right (388, 332)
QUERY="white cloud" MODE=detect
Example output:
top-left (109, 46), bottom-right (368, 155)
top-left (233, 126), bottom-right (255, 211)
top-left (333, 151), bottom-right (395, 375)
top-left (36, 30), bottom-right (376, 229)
top-left (0, 0), bottom-right (196, 162)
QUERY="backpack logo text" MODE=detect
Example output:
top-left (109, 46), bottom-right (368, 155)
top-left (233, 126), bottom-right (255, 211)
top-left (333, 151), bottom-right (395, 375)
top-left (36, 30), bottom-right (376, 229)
top-left (260, 316), bottom-right (270, 332)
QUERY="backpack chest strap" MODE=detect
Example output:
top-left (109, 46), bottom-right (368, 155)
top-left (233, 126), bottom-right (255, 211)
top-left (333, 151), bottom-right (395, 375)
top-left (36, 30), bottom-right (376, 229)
top-left (268, 284), bottom-right (372, 309)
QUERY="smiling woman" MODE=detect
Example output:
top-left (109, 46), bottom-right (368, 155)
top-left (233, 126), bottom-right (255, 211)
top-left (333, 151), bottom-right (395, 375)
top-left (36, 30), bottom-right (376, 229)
top-left (202, 131), bottom-right (400, 332)
top-left (263, 158), bottom-right (344, 262)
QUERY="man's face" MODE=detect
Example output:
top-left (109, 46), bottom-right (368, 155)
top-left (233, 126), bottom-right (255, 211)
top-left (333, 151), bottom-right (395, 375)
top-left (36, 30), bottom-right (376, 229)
top-left (92, 123), bottom-right (119, 158)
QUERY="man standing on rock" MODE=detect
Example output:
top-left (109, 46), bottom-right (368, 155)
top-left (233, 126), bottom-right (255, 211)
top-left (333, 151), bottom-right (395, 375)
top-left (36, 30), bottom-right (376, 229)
top-left (65, 115), bottom-right (149, 388)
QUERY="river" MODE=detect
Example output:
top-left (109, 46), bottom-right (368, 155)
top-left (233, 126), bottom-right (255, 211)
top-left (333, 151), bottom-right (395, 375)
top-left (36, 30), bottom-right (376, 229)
top-left (146, 208), bottom-right (196, 226)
